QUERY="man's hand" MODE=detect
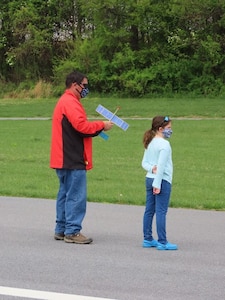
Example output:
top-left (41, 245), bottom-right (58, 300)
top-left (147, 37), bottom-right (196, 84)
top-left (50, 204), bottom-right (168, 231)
top-left (103, 121), bottom-right (114, 131)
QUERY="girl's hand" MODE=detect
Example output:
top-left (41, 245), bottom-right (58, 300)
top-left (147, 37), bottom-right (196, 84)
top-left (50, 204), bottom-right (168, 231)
top-left (153, 187), bottom-right (160, 194)
top-left (152, 165), bottom-right (157, 174)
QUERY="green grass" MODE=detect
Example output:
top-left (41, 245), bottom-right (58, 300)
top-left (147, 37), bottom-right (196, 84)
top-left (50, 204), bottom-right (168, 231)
top-left (0, 96), bottom-right (225, 118)
top-left (0, 98), bottom-right (57, 117)
top-left (89, 119), bottom-right (225, 210)
top-left (0, 96), bottom-right (225, 210)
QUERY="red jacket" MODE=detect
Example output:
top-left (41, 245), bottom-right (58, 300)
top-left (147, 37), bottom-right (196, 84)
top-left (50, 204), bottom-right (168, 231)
top-left (50, 90), bottom-right (104, 170)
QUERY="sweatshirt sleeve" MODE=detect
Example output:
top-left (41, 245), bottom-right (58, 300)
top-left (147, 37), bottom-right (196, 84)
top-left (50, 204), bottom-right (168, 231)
top-left (142, 149), bottom-right (154, 172)
top-left (65, 96), bottom-right (104, 135)
top-left (152, 144), bottom-right (170, 189)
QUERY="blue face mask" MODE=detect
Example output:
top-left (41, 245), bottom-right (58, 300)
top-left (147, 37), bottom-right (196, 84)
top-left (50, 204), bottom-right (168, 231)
top-left (80, 87), bottom-right (89, 98)
top-left (162, 128), bottom-right (173, 138)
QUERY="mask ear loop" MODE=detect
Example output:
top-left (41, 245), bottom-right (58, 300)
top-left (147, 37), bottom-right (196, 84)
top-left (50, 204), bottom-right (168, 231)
top-left (73, 82), bottom-right (81, 95)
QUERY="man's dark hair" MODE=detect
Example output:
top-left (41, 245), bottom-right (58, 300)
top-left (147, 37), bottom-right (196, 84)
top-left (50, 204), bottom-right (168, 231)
top-left (65, 70), bottom-right (87, 88)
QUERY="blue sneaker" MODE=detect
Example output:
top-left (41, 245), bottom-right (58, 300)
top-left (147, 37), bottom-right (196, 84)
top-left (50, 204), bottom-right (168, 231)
top-left (157, 242), bottom-right (178, 250)
top-left (142, 239), bottom-right (158, 248)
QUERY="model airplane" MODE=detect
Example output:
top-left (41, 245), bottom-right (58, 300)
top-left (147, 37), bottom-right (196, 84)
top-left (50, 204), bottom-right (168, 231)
top-left (96, 104), bottom-right (129, 140)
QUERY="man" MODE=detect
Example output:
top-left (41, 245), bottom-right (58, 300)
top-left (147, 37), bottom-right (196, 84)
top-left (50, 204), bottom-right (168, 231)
top-left (50, 70), bottom-right (113, 244)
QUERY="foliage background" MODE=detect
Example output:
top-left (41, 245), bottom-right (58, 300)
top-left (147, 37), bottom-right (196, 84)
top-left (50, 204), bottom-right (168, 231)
top-left (1, 0), bottom-right (225, 97)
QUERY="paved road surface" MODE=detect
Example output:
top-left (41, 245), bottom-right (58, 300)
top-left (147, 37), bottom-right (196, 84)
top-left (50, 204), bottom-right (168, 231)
top-left (0, 197), bottom-right (225, 300)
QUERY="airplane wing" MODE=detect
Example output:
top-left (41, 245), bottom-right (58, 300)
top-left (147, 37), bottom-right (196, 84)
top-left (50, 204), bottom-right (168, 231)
top-left (96, 104), bottom-right (129, 131)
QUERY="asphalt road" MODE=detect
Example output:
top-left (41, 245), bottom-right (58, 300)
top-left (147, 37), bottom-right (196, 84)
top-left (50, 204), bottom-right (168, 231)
top-left (0, 196), bottom-right (225, 300)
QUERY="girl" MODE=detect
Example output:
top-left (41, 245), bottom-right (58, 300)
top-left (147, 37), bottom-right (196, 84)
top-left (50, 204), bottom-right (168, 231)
top-left (142, 116), bottom-right (178, 250)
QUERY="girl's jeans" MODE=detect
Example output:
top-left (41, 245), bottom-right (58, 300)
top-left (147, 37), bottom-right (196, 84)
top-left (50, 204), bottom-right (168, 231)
top-left (55, 169), bottom-right (87, 236)
top-left (143, 177), bottom-right (171, 244)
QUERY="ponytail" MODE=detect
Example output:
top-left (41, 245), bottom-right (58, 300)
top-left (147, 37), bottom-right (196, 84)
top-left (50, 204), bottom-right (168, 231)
top-left (143, 129), bottom-right (156, 149)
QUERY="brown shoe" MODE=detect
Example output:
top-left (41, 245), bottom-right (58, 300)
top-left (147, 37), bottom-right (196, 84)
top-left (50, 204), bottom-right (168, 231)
top-left (54, 233), bottom-right (65, 240)
top-left (64, 233), bottom-right (93, 244)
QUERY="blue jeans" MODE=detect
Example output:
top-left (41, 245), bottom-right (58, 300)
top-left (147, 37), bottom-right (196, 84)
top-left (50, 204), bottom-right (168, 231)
top-left (55, 169), bottom-right (87, 235)
top-left (143, 177), bottom-right (171, 244)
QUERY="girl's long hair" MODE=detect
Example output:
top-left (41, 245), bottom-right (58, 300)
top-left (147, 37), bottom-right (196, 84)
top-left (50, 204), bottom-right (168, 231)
top-left (143, 115), bottom-right (171, 149)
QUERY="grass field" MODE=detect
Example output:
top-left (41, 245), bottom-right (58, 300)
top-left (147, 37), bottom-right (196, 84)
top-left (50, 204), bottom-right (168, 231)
top-left (0, 96), bottom-right (225, 210)
top-left (0, 96), bottom-right (225, 118)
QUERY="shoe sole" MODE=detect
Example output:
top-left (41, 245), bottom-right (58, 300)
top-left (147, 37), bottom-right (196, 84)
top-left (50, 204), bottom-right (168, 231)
top-left (143, 244), bottom-right (157, 248)
top-left (54, 236), bottom-right (64, 241)
top-left (142, 240), bottom-right (158, 248)
top-left (157, 247), bottom-right (178, 250)
top-left (64, 238), bottom-right (93, 244)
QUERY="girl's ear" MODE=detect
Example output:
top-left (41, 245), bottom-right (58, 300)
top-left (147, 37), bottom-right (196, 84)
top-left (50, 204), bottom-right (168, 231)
top-left (158, 126), bottom-right (163, 132)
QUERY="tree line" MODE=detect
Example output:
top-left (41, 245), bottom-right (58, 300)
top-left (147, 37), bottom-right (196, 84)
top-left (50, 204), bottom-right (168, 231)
top-left (1, 0), bottom-right (225, 97)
